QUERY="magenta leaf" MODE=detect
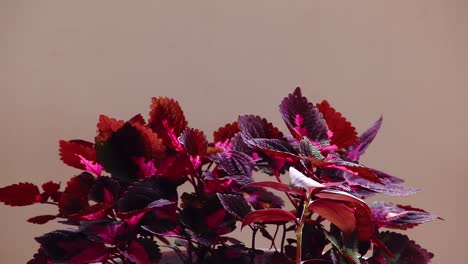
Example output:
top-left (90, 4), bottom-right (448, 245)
top-left (371, 202), bottom-right (437, 230)
top-left (35, 230), bottom-right (111, 263)
top-left (69, 203), bottom-right (112, 221)
top-left (347, 116), bottom-right (383, 161)
top-left (179, 128), bottom-right (208, 169)
top-left (243, 187), bottom-right (285, 210)
top-left (27, 215), bottom-right (57, 225)
top-left (279, 87), bottom-right (328, 142)
top-left (59, 139), bottom-right (97, 171)
top-left (88, 176), bottom-right (121, 203)
top-left (217, 193), bottom-right (252, 220)
top-left (213, 122), bottom-right (239, 148)
top-left (369, 231), bottom-right (434, 264)
top-left (241, 208), bottom-right (298, 228)
top-left (0, 182), bottom-right (40, 206)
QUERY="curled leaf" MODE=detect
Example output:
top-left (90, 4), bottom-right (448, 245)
top-left (241, 208), bottom-right (298, 228)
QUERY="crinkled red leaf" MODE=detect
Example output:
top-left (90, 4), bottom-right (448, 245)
top-left (316, 100), bottom-right (358, 148)
top-left (27, 215), bottom-right (57, 224)
top-left (95, 114), bottom-right (125, 143)
top-left (217, 193), bottom-right (252, 220)
top-left (58, 172), bottom-right (95, 216)
top-left (35, 230), bottom-right (110, 263)
top-left (133, 123), bottom-right (166, 159)
top-left (371, 202), bottom-right (437, 230)
top-left (347, 116), bottom-right (383, 161)
top-left (279, 87), bottom-right (328, 142)
top-left (124, 238), bottom-right (161, 264)
top-left (128, 113), bottom-right (146, 126)
top-left (0, 182), bottom-right (40, 206)
top-left (149, 97), bottom-right (187, 149)
top-left (179, 128), bottom-right (208, 169)
top-left (59, 140), bottom-right (97, 170)
top-left (238, 115), bottom-right (284, 139)
top-left (213, 121), bottom-right (239, 146)
top-left (241, 208), bottom-right (298, 228)
top-left (41, 181), bottom-right (60, 195)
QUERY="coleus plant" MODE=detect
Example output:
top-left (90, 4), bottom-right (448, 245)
top-left (0, 88), bottom-right (438, 264)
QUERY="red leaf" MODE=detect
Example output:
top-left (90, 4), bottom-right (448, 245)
top-left (133, 122), bottom-right (166, 158)
top-left (128, 113), bottom-right (146, 126)
top-left (41, 181), bottom-right (60, 195)
top-left (179, 128), bottom-right (208, 169)
top-left (316, 100), bottom-right (358, 148)
top-left (69, 203), bottom-right (112, 221)
top-left (243, 181), bottom-right (305, 196)
top-left (310, 199), bottom-right (356, 234)
top-left (59, 140), bottom-right (97, 170)
top-left (213, 122), bottom-right (239, 147)
top-left (149, 97), bottom-right (187, 149)
top-left (95, 114), bottom-right (125, 143)
top-left (0, 182), bottom-right (40, 206)
top-left (241, 208), bottom-right (298, 228)
top-left (27, 215), bottom-right (57, 224)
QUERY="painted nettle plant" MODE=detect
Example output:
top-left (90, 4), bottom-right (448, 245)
top-left (0, 87), bottom-right (438, 264)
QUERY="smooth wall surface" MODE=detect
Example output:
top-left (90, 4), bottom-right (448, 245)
top-left (1, 1), bottom-right (467, 263)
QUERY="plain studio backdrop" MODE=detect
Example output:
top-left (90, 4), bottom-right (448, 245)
top-left (1, 1), bottom-right (467, 263)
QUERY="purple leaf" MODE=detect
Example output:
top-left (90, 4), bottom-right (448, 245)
top-left (238, 114), bottom-right (284, 139)
top-left (80, 220), bottom-right (129, 244)
top-left (369, 231), bottom-right (434, 264)
top-left (347, 116), bottom-right (383, 161)
top-left (213, 150), bottom-right (255, 177)
top-left (58, 172), bottom-right (96, 216)
top-left (124, 238), bottom-right (161, 264)
top-left (244, 138), bottom-right (299, 164)
top-left (179, 128), bottom-right (208, 169)
top-left (243, 187), bottom-right (285, 210)
top-left (217, 193), bottom-right (252, 219)
top-left (88, 176), bottom-right (121, 203)
top-left (371, 202), bottom-right (437, 230)
top-left (241, 208), bottom-right (298, 228)
top-left (35, 230), bottom-right (110, 263)
top-left (279, 87), bottom-right (328, 142)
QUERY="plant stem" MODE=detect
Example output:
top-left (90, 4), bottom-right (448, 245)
top-left (295, 193), bottom-right (312, 264)
top-left (280, 224), bottom-right (286, 254)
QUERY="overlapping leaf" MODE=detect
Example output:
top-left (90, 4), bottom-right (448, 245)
top-left (347, 117), bottom-right (383, 161)
top-left (316, 100), bottom-right (358, 148)
top-left (371, 202), bottom-right (436, 230)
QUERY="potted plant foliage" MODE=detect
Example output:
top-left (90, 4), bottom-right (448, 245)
top-left (0, 87), bottom-right (437, 263)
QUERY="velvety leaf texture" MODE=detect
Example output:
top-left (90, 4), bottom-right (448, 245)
top-left (213, 121), bottom-right (239, 145)
top-left (217, 193), bottom-right (252, 219)
top-left (96, 122), bottom-right (147, 183)
top-left (279, 87), bottom-right (328, 142)
top-left (371, 202), bottom-right (436, 230)
top-left (245, 138), bottom-right (298, 157)
top-left (344, 173), bottom-right (418, 197)
top-left (35, 230), bottom-right (110, 263)
top-left (347, 116), bottom-right (383, 161)
top-left (0, 182), bottom-right (40, 206)
top-left (95, 114), bottom-right (125, 143)
top-left (124, 238), bottom-right (161, 264)
top-left (316, 100), bottom-right (358, 148)
top-left (243, 187), bottom-right (285, 209)
top-left (179, 128), bottom-right (208, 157)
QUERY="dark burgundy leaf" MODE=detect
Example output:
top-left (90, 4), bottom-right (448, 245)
top-left (241, 208), bottom-right (298, 228)
top-left (316, 100), bottom-right (358, 148)
top-left (369, 231), bottom-right (434, 264)
top-left (347, 116), bottom-right (383, 161)
top-left (41, 181), bottom-right (60, 195)
top-left (149, 96), bottom-right (188, 149)
top-left (217, 193), bottom-right (252, 219)
top-left (96, 122), bottom-right (148, 183)
top-left (128, 113), bottom-right (146, 125)
top-left (238, 114), bottom-right (284, 139)
top-left (80, 220), bottom-right (129, 244)
top-left (213, 150), bottom-right (255, 177)
top-left (0, 182), bottom-right (40, 206)
top-left (58, 172), bottom-right (95, 216)
top-left (371, 202), bottom-right (436, 230)
top-left (27, 248), bottom-right (49, 264)
top-left (27, 215), bottom-right (56, 224)
top-left (124, 238), bottom-right (161, 264)
top-left (243, 187), bottom-right (285, 209)
top-left (245, 138), bottom-right (299, 166)
top-left (59, 139), bottom-right (97, 171)
top-left (69, 203), bottom-right (112, 221)
top-left (88, 176), bottom-right (121, 203)
top-left (279, 87), bottom-right (328, 142)
top-left (35, 230), bottom-right (110, 263)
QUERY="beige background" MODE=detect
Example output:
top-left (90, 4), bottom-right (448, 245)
top-left (1, 1), bottom-right (467, 263)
